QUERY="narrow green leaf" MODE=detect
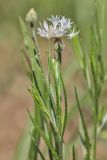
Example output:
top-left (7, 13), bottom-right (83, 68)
top-left (35, 146), bottom-right (46, 160)
top-left (29, 131), bottom-right (46, 160)
top-left (50, 59), bottom-right (62, 133)
top-left (13, 119), bottom-right (34, 160)
top-left (60, 73), bottom-right (68, 137)
top-left (27, 109), bottom-right (60, 160)
top-left (72, 35), bottom-right (84, 69)
top-left (74, 87), bottom-right (90, 159)
top-left (72, 145), bottom-right (76, 160)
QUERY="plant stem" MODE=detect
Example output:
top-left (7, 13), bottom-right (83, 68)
top-left (48, 40), bottom-right (51, 84)
top-left (93, 116), bottom-right (97, 160)
top-left (93, 94), bottom-right (99, 160)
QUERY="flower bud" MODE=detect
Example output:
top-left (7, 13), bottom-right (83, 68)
top-left (54, 38), bottom-right (64, 51)
top-left (26, 8), bottom-right (37, 26)
top-left (54, 38), bottom-right (64, 64)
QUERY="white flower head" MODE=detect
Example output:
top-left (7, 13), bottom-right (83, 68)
top-left (38, 15), bottom-right (77, 39)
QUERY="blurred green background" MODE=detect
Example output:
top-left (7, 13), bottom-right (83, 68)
top-left (0, 0), bottom-right (107, 160)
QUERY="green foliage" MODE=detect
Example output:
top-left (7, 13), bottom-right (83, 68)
top-left (72, 0), bottom-right (106, 160)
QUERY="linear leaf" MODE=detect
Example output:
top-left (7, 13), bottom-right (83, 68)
top-left (27, 109), bottom-right (60, 160)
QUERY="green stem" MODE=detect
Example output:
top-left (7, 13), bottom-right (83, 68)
top-left (48, 40), bottom-right (51, 84)
top-left (93, 115), bottom-right (97, 160)
top-left (93, 94), bottom-right (99, 160)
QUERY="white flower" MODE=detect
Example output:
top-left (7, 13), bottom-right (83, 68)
top-left (38, 15), bottom-right (78, 39)
top-left (38, 21), bottom-right (66, 39)
top-left (48, 15), bottom-right (60, 28)
top-left (38, 22), bottom-right (55, 39)
top-left (60, 16), bottom-right (73, 30)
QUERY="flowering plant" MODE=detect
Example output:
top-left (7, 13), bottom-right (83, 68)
top-left (15, 0), bottom-right (106, 159)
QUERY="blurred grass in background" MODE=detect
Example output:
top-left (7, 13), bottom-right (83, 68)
top-left (0, 0), bottom-right (95, 35)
